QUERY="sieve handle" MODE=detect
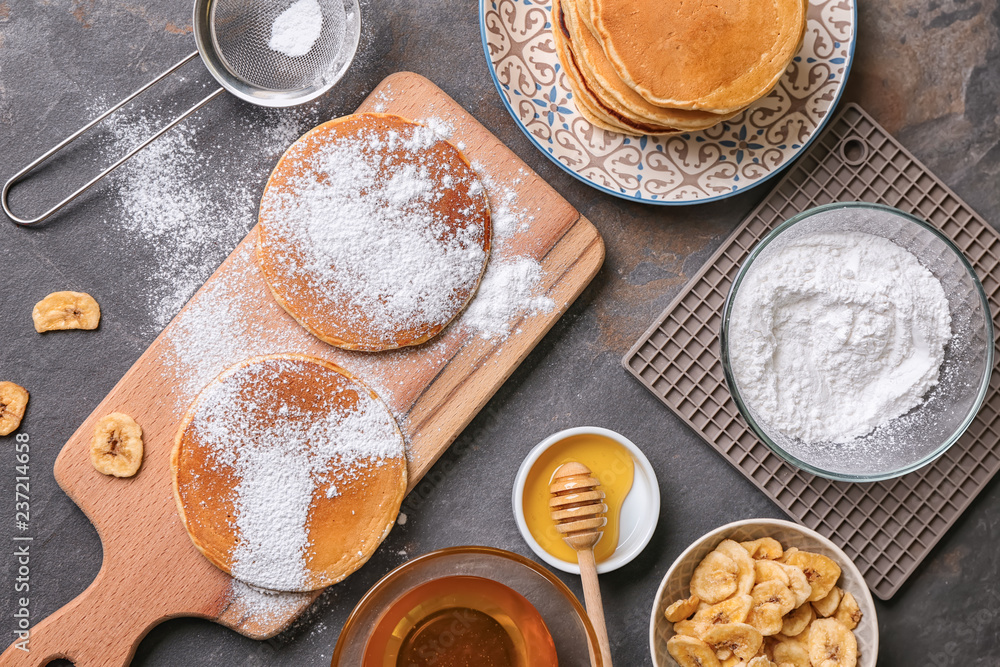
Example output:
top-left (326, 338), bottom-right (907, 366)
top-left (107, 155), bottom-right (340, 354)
top-left (2, 51), bottom-right (225, 227)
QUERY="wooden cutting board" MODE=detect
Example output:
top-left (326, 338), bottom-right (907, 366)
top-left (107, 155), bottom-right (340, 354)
top-left (0, 72), bottom-right (603, 666)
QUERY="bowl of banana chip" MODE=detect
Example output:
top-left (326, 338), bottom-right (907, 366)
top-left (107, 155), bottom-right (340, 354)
top-left (650, 519), bottom-right (877, 667)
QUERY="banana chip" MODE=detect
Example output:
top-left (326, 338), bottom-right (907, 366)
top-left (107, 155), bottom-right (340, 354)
top-left (666, 594), bottom-right (702, 622)
top-left (673, 536), bottom-right (862, 667)
top-left (667, 634), bottom-right (722, 667)
top-left (783, 551), bottom-right (841, 602)
top-left (0, 382), bottom-right (29, 436)
top-left (808, 618), bottom-right (858, 667)
top-left (752, 581), bottom-right (795, 612)
top-left (834, 591), bottom-right (862, 630)
top-left (703, 623), bottom-right (763, 661)
top-left (91, 412), bottom-right (143, 477)
top-left (32, 291), bottom-right (101, 332)
top-left (772, 635), bottom-right (811, 667)
top-left (694, 594), bottom-right (753, 626)
top-left (741, 537), bottom-right (783, 560)
top-left (781, 603), bottom-right (814, 637)
top-left (779, 564), bottom-right (812, 608)
top-left (812, 586), bottom-right (842, 617)
top-left (747, 581), bottom-right (796, 636)
top-left (778, 547), bottom-right (799, 563)
top-left (674, 619), bottom-right (711, 639)
top-left (691, 550), bottom-right (741, 604)
top-left (755, 560), bottom-right (790, 587)
top-left (717, 539), bottom-right (756, 596)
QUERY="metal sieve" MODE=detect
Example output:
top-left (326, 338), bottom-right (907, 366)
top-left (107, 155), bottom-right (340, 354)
top-left (2, 0), bottom-right (361, 226)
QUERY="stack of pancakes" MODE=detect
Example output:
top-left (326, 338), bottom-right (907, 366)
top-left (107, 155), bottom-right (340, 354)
top-left (553, 0), bottom-right (807, 136)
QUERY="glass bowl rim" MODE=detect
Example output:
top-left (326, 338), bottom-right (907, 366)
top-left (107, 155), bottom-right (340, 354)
top-left (331, 545), bottom-right (602, 665)
top-left (719, 201), bottom-right (995, 482)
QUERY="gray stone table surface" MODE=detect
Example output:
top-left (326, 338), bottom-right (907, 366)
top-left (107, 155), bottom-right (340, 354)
top-left (1, 0), bottom-right (999, 665)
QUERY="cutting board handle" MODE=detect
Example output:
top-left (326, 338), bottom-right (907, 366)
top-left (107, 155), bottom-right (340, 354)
top-left (0, 564), bottom-right (165, 667)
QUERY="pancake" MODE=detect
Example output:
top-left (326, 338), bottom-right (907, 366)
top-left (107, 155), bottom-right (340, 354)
top-left (553, 0), bottom-right (681, 136)
top-left (589, 0), bottom-right (806, 113)
top-left (258, 113), bottom-right (491, 352)
top-left (562, 0), bottom-right (740, 131)
top-left (172, 354), bottom-right (407, 592)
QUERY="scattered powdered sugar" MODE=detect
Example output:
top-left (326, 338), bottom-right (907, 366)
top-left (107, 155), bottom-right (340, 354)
top-left (260, 116), bottom-right (489, 342)
top-left (162, 243), bottom-right (318, 407)
top-left (190, 356), bottom-right (403, 591)
top-left (101, 101), bottom-right (320, 333)
top-left (461, 257), bottom-right (555, 339)
top-left (142, 108), bottom-right (554, 411)
top-left (227, 580), bottom-right (313, 625)
top-left (728, 230), bottom-right (952, 444)
top-left (472, 162), bottom-right (532, 239)
top-left (455, 161), bottom-right (555, 339)
top-left (269, 0), bottom-right (324, 57)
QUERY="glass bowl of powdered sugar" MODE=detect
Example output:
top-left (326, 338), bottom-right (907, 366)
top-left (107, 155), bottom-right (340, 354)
top-left (720, 202), bottom-right (993, 481)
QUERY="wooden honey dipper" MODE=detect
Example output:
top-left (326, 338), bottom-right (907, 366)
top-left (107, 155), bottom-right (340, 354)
top-left (550, 462), bottom-right (614, 666)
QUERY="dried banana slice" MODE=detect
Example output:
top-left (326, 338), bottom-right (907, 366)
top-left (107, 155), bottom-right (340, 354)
top-left (694, 594), bottom-right (753, 626)
top-left (675, 619), bottom-right (711, 639)
top-left (781, 603), bottom-right (814, 637)
top-left (741, 537), bottom-right (783, 560)
top-left (702, 623), bottom-right (764, 661)
top-left (756, 641), bottom-right (776, 661)
top-left (748, 658), bottom-right (776, 667)
top-left (691, 550), bottom-right (740, 604)
top-left (778, 547), bottom-right (799, 563)
top-left (747, 581), bottom-right (796, 636)
top-left (779, 564), bottom-right (812, 608)
top-left (755, 560), bottom-right (790, 587)
top-left (720, 656), bottom-right (743, 667)
top-left (772, 635), bottom-right (811, 667)
top-left (834, 591), bottom-right (862, 630)
top-left (0, 382), bottom-right (29, 436)
top-left (32, 291), bottom-right (101, 332)
top-left (667, 594), bottom-right (702, 622)
top-left (717, 539), bottom-right (757, 596)
top-left (91, 412), bottom-right (143, 477)
top-left (746, 601), bottom-right (784, 636)
top-left (812, 586), bottom-right (842, 617)
top-left (753, 581), bottom-right (796, 614)
top-left (808, 618), bottom-right (858, 667)
top-left (783, 551), bottom-right (841, 602)
top-left (667, 634), bottom-right (723, 667)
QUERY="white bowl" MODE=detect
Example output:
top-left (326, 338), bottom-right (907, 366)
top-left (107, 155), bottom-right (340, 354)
top-left (650, 519), bottom-right (879, 667)
top-left (512, 426), bottom-right (660, 575)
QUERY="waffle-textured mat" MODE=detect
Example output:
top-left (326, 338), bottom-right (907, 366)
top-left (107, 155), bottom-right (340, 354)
top-left (623, 103), bottom-right (1000, 600)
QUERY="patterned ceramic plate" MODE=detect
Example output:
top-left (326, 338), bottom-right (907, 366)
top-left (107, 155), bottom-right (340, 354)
top-left (480, 0), bottom-right (857, 204)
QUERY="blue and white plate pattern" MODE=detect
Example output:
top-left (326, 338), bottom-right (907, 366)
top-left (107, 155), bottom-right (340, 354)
top-left (480, 0), bottom-right (857, 204)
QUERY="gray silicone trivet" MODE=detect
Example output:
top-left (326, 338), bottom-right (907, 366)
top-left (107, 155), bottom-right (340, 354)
top-left (623, 103), bottom-right (1000, 600)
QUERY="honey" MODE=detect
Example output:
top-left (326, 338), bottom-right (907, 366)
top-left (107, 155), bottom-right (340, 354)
top-left (362, 575), bottom-right (558, 667)
top-left (522, 433), bottom-right (634, 564)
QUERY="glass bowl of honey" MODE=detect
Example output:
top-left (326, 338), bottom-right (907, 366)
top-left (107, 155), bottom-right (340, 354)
top-left (332, 545), bottom-right (602, 666)
top-left (513, 426), bottom-right (660, 574)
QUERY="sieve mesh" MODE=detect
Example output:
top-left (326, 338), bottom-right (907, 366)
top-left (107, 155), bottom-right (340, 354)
top-left (210, 0), bottom-right (348, 92)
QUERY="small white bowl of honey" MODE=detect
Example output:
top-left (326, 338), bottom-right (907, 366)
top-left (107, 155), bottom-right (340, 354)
top-left (513, 426), bottom-right (660, 574)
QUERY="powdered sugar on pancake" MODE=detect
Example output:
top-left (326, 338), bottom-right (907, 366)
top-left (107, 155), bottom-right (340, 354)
top-left (181, 356), bottom-right (404, 591)
top-left (259, 115), bottom-right (490, 347)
